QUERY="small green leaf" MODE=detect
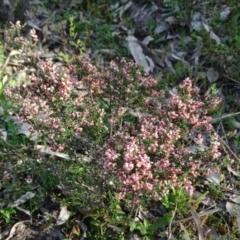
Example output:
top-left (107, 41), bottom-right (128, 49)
top-left (149, 213), bottom-right (171, 232)
top-left (138, 225), bottom-right (148, 235)
top-left (130, 221), bottom-right (137, 232)
top-left (0, 208), bottom-right (16, 223)
top-left (0, 80), bottom-right (3, 94)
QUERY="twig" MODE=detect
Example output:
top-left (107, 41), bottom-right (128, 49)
top-left (168, 206), bottom-right (177, 240)
top-left (211, 111), bottom-right (240, 123)
top-left (173, 208), bottom-right (220, 223)
top-left (221, 74), bottom-right (240, 84)
top-left (5, 220), bottom-right (31, 240)
top-left (220, 139), bottom-right (240, 162)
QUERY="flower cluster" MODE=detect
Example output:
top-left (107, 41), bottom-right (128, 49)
top-left (104, 134), bottom-right (153, 202)
top-left (3, 25), bottom-right (222, 206)
top-left (3, 21), bottom-right (38, 54)
top-left (78, 57), bottom-right (157, 105)
top-left (102, 78), bottom-right (222, 203)
top-left (4, 57), bottom-right (104, 152)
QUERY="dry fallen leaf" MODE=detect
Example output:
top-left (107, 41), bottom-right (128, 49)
top-left (154, 22), bottom-right (169, 34)
top-left (226, 201), bottom-right (240, 233)
top-left (42, 24), bottom-right (52, 43)
top-left (142, 36), bottom-right (154, 45)
top-left (5, 220), bottom-right (31, 240)
top-left (205, 167), bottom-right (221, 185)
top-left (226, 201), bottom-right (240, 216)
top-left (164, 56), bottom-right (176, 74)
top-left (203, 226), bottom-right (220, 240)
top-left (126, 35), bottom-right (155, 73)
top-left (220, 6), bottom-right (230, 21)
top-left (191, 12), bottom-right (203, 31)
top-left (202, 23), bottom-right (221, 44)
top-left (207, 68), bottom-right (219, 82)
top-left (8, 192), bottom-right (35, 208)
top-left (229, 196), bottom-right (240, 204)
top-left (119, 1), bottom-right (133, 21)
top-left (188, 204), bottom-right (204, 240)
top-left (35, 145), bottom-right (70, 160)
top-left (227, 165), bottom-right (240, 177)
top-left (56, 206), bottom-right (70, 226)
top-left (0, 129), bottom-right (7, 141)
top-left (17, 122), bottom-right (33, 137)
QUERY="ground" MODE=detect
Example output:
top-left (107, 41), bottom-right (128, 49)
top-left (1, 0), bottom-right (240, 239)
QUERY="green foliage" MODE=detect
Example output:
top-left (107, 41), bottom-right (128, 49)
top-left (0, 207), bottom-right (16, 223)
top-left (162, 187), bottom-right (189, 216)
top-left (130, 219), bottom-right (152, 236)
top-left (61, 2), bottom-right (129, 59)
top-left (130, 213), bottom-right (171, 238)
top-left (207, 182), bottom-right (224, 199)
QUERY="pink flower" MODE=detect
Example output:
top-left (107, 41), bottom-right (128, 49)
top-left (123, 162), bottom-right (134, 172)
top-left (144, 182), bottom-right (153, 191)
top-left (183, 178), bottom-right (194, 196)
top-left (195, 133), bottom-right (203, 145)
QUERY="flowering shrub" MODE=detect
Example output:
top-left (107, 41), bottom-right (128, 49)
top-left (3, 21), bottom-right (38, 58)
top-left (101, 78), bottom-right (222, 204)
top-left (4, 59), bottom-right (108, 152)
top-left (3, 23), bottom-right (222, 207)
